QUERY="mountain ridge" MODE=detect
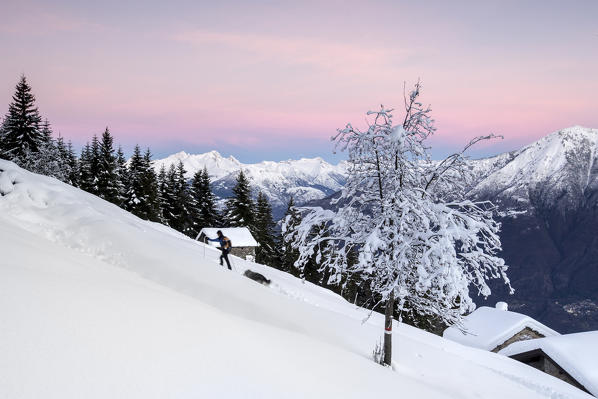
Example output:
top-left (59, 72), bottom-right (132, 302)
top-left (153, 150), bottom-right (349, 217)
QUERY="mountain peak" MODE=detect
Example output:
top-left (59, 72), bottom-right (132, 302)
top-left (469, 125), bottom-right (598, 210)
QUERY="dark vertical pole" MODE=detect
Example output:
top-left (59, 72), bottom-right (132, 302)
top-left (383, 290), bottom-right (395, 366)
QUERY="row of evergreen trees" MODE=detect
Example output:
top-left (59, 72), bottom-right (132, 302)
top-left (0, 75), bottom-right (448, 334)
top-left (0, 75), bottom-right (296, 269)
top-left (1, 75), bottom-right (391, 328)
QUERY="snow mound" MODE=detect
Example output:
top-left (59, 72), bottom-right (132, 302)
top-left (0, 160), bottom-right (591, 399)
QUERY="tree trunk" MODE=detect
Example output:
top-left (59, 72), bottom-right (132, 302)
top-left (383, 290), bottom-right (395, 366)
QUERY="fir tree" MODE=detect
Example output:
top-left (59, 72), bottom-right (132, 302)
top-left (281, 196), bottom-right (301, 274)
top-left (125, 146), bottom-right (161, 222)
top-left (140, 148), bottom-right (161, 222)
top-left (1, 75), bottom-right (43, 159)
top-left (190, 166), bottom-right (220, 235)
top-left (161, 164), bottom-right (178, 227)
top-left (40, 119), bottom-right (53, 144)
top-left (114, 146), bottom-right (128, 206)
top-left (163, 161), bottom-right (192, 234)
top-left (77, 135), bottom-right (101, 194)
top-left (254, 191), bottom-right (280, 267)
top-left (96, 127), bottom-right (119, 204)
top-left (225, 170), bottom-right (254, 229)
top-left (66, 141), bottom-right (79, 186)
top-left (156, 164), bottom-right (169, 224)
top-left (79, 143), bottom-right (94, 192)
top-left (125, 145), bottom-right (145, 216)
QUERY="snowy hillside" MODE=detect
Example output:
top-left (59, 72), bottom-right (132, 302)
top-left (153, 150), bottom-right (348, 216)
top-left (0, 160), bottom-right (592, 398)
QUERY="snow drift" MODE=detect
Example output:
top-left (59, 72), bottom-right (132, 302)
top-left (0, 160), bottom-right (592, 398)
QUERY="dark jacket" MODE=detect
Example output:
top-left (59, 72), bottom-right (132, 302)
top-left (209, 236), bottom-right (231, 251)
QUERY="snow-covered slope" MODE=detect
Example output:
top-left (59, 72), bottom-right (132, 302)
top-left (153, 151), bottom-right (348, 216)
top-left (0, 160), bottom-right (592, 398)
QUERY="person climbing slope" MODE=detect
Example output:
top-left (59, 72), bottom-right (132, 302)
top-left (207, 230), bottom-right (232, 270)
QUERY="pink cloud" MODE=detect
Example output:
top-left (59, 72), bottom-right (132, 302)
top-left (172, 29), bottom-right (409, 78)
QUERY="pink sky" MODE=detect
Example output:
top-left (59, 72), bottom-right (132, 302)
top-left (1, 0), bottom-right (597, 161)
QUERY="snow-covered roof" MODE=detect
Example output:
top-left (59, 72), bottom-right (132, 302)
top-left (443, 304), bottom-right (560, 351)
top-left (500, 331), bottom-right (598, 396)
top-left (199, 227), bottom-right (259, 247)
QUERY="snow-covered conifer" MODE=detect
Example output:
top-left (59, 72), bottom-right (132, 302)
top-left (125, 145), bottom-right (145, 216)
top-left (1, 75), bottom-right (43, 159)
top-left (115, 146), bottom-right (128, 206)
top-left (254, 191), bottom-right (280, 267)
top-left (66, 140), bottom-right (79, 186)
top-left (225, 170), bottom-right (254, 229)
top-left (281, 196), bottom-right (301, 274)
top-left (96, 127), bottom-right (120, 204)
top-left (189, 166), bottom-right (220, 236)
top-left (141, 148), bottom-right (161, 222)
top-left (78, 143), bottom-right (94, 192)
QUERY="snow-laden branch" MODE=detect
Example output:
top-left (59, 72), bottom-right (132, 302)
top-left (283, 82), bottom-right (512, 331)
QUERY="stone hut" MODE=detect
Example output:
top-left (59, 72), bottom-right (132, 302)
top-left (443, 302), bottom-right (560, 353)
top-left (500, 331), bottom-right (598, 397)
top-left (198, 227), bottom-right (259, 260)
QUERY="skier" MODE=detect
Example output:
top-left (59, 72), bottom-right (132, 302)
top-left (207, 230), bottom-right (232, 270)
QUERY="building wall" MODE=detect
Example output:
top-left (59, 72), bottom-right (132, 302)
top-left (231, 247), bottom-right (255, 259)
top-left (492, 327), bottom-right (545, 352)
top-left (510, 350), bottom-right (591, 396)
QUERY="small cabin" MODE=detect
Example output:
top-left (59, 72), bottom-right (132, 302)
top-left (198, 227), bottom-right (259, 260)
top-left (500, 331), bottom-right (598, 397)
top-left (443, 302), bottom-right (560, 352)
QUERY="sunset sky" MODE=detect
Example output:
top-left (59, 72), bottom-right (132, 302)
top-left (1, 0), bottom-right (597, 162)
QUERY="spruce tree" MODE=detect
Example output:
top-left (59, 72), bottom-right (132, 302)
top-left (161, 164), bottom-right (178, 227)
top-left (54, 135), bottom-right (76, 186)
top-left (225, 170), bottom-right (254, 228)
top-left (88, 135), bottom-right (101, 195)
top-left (115, 146), bottom-right (128, 206)
top-left (125, 145), bottom-right (145, 216)
top-left (78, 143), bottom-right (94, 192)
top-left (96, 127), bottom-right (119, 204)
top-left (125, 146), bottom-right (161, 221)
top-left (66, 141), bottom-right (79, 186)
top-left (140, 148), bottom-right (161, 222)
top-left (12, 119), bottom-right (66, 180)
top-left (164, 161), bottom-right (192, 234)
top-left (281, 196), bottom-right (302, 275)
top-left (254, 191), bottom-right (280, 267)
top-left (156, 164), bottom-right (169, 224)
top-left (190, 166), bottom-right (220, 235)
top-left (40, 119), bottom-right (52, 144)
top-left (1, 75), bottom-right (43, 159)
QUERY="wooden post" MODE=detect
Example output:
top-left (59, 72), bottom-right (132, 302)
top-left (383, 290), bottom-right (395, 366)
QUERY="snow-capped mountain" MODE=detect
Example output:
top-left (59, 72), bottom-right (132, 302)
top-left (462, 126), bottom-right (598, 333)
top-left (153, 151), bottom-right (349, 217)
top-left (307, 126), bottom-right (598, 333)
top-left (467, 126), bottom-right (598, 211)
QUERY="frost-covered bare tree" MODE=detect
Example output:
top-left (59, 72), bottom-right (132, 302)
top-left (284, 82), bottom-right (512, 366)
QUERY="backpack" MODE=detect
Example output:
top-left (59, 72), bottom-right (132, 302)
top-left (223, 236), bottom-right (232, 249)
